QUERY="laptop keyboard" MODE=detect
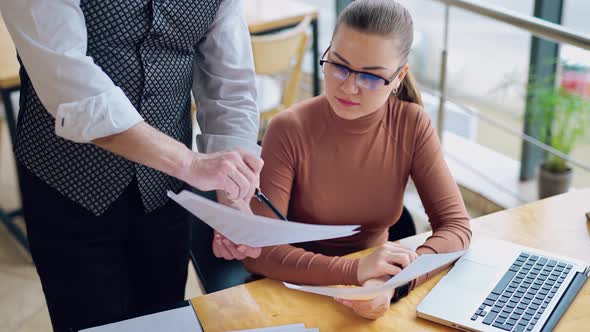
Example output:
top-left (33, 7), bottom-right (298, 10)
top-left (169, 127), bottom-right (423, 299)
top-left (470, 252), bottom-right (572, 332)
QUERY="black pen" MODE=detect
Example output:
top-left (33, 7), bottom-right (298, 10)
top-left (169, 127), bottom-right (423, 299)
top-left (254, 188), bottom-right (288, 221)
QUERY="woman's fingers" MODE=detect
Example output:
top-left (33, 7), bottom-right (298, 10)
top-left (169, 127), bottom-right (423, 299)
top-left (334, 298), bottom-right (353, 308)
top-left (213, 232), bottom-right (247, 260)
top-left (214, 237), bottom-right (233, 260)
top-left (212, 238), bottom-right (221, 258)
top-left (222, 239), bottom-right (247, 260)
top-left (238, 245), bottom-right (262, 259)
top-left (384, 242), bottom-right (417, 261)
top-left (383, 252), bottom-right (412, 269)
top-left (335, 282), bottom-right (393, 320)
top-left (350, 296), bottom-right (390, 320)
top-left (380, 261), bottom-right (403, 276)
top-left (212, 232), bottom-right (223, 258)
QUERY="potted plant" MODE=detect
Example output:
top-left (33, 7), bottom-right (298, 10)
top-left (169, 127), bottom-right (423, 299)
top-left (527, 81), bottom-right (590, 198)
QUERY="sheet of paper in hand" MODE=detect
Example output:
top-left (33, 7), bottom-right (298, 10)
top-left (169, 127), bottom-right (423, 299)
top-left (284, 251), bottom-right (466, 300)
top-left (168, 190), bottom-right (360, 247)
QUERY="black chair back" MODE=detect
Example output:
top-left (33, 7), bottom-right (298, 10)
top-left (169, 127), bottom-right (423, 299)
top-left (388, 206), bottom-right (417, 242)
top-left (189, 190), bottom-right (255, 294)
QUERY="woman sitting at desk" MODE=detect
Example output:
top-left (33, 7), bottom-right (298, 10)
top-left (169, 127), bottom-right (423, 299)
top-left (241, 0), bottom-right (471, 319)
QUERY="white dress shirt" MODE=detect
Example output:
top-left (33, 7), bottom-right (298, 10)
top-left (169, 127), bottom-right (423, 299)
top-left (0, 0), bottom-right (260, 155)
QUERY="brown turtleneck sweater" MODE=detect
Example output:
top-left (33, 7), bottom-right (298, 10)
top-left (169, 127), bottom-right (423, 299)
top-left (242, 95), bottom-right (471, 287)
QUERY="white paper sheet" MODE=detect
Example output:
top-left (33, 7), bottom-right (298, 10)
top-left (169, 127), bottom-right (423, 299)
top-left (227, 323), bottom-right (306, 331)
top-left (80, 305), bottom-right (202, 332)
top-left (284, 251), bottom-right (466, 300)
top-left (228, 325), bottom-right (319, 332)
top-left (168, 190), bottom-right (360, 247)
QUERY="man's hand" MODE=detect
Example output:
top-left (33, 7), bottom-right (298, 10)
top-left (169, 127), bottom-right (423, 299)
top-left (178, 149), bottom-right (263, 201)
top-left (93, 123), bottom-right (263, 202)
top-left (211, 190), bottom-right (262, 260)
top-left (334, 278), bottom-right (395, 320)
top-left (175, 147), bottom-right (263, 261)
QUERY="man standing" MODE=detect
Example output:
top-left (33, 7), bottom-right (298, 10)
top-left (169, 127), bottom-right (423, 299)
top-left (0, 0), bottom-right (262, 331)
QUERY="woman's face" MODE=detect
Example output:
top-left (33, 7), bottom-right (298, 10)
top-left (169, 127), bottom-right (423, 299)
top-left (323, 24), bottom-right (409, 120)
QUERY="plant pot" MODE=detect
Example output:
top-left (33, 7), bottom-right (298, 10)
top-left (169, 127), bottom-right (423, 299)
top-left (538, 164), bottom-right (572, 199)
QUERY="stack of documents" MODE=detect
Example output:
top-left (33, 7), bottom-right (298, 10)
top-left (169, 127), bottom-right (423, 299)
top-left (228, 323), bottom-right (318, 332)
top-left (284, 251), bottom-right (466, 300)
top-left (168, 190), bottom-right (360, 247)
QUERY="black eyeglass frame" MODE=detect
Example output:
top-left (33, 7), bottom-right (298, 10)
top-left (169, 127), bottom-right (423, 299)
top-left (318, 46), bottom-right (404, 87)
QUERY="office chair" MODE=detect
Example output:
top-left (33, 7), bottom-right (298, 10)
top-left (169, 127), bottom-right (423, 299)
top-left (388, 206), bottom-right (417, 242)
top-left (251, 15), bottom-right (311, 141)
top-left (188, 189), bottom-right (258, 294)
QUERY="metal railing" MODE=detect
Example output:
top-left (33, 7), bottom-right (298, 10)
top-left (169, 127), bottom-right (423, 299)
top-left (422, 87), bottom-right (590, 174)
top-left (436, 0), bottom-right (590, 50)
top-left (431, 0), bottom-right (590, 173)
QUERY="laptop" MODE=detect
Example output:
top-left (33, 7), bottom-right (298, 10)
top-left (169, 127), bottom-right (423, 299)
top-left (417, 237), bottom-right (589, 332)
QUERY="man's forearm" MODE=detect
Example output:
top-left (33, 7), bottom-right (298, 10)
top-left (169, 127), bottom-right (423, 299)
top-left (93, 121), bottom-right (193, 181)
top-left (93, 120), bottom-right (263, 202)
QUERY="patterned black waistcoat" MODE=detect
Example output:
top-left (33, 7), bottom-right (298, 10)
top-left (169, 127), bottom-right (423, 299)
top-left (15, 0), bottom-right (222, 215)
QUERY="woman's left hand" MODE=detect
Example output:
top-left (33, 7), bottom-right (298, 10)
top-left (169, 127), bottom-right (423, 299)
top-left (212, 190), bottom-right (261, 260)
top-left (334, 278), bottom-right (395, 320)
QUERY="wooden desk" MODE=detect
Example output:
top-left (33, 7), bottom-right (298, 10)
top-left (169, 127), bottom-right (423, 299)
top-left (244, 0), bottom-right (321, 96)
top-left (191, 189), bottom-right (590, 331)
top-left (0, 16), bottom-right (27, 251)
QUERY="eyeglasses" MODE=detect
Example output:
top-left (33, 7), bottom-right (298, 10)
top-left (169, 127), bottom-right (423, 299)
top-left (319, 46), bottom-right (404, 91)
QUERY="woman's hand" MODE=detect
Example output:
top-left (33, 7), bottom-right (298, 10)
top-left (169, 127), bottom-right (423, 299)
top-left (211, 191), bottom-right (261, 260)
top-left (334, 278), bottom-right (395, 320)
top-left (357, 241), bottom-right (417, 284)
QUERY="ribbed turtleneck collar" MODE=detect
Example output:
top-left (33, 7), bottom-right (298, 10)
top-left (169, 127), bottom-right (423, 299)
top-left (323, 97), bottom-right (387, 134)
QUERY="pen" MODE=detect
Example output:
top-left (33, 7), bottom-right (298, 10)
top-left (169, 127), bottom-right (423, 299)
top-left (254, 188), bottom-right (288, 221)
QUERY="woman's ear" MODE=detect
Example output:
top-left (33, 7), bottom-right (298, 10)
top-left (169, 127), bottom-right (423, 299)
top-left (392, 64), bottom-right (410, 93)
top-left (396, 64), bottom-right (410, 85)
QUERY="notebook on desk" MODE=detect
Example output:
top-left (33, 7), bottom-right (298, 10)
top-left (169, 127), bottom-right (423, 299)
top-left (417, 237), bottom-right (589, 332)
top-left (80, 303), bottom-right (203, 332)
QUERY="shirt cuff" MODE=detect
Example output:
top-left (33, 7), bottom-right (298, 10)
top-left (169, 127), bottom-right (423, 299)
top-left (55, 86), bottom-right (143, 143)
top-left (196, 133), bottom-right (262, 156)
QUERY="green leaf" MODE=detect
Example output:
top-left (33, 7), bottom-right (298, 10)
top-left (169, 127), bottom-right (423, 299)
top-left (527, 79), bottom-right (590, 173)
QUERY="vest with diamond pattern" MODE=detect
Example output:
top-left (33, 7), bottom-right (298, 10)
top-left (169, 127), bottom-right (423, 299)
top-left (15, 0), bottom-right (222, 216)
